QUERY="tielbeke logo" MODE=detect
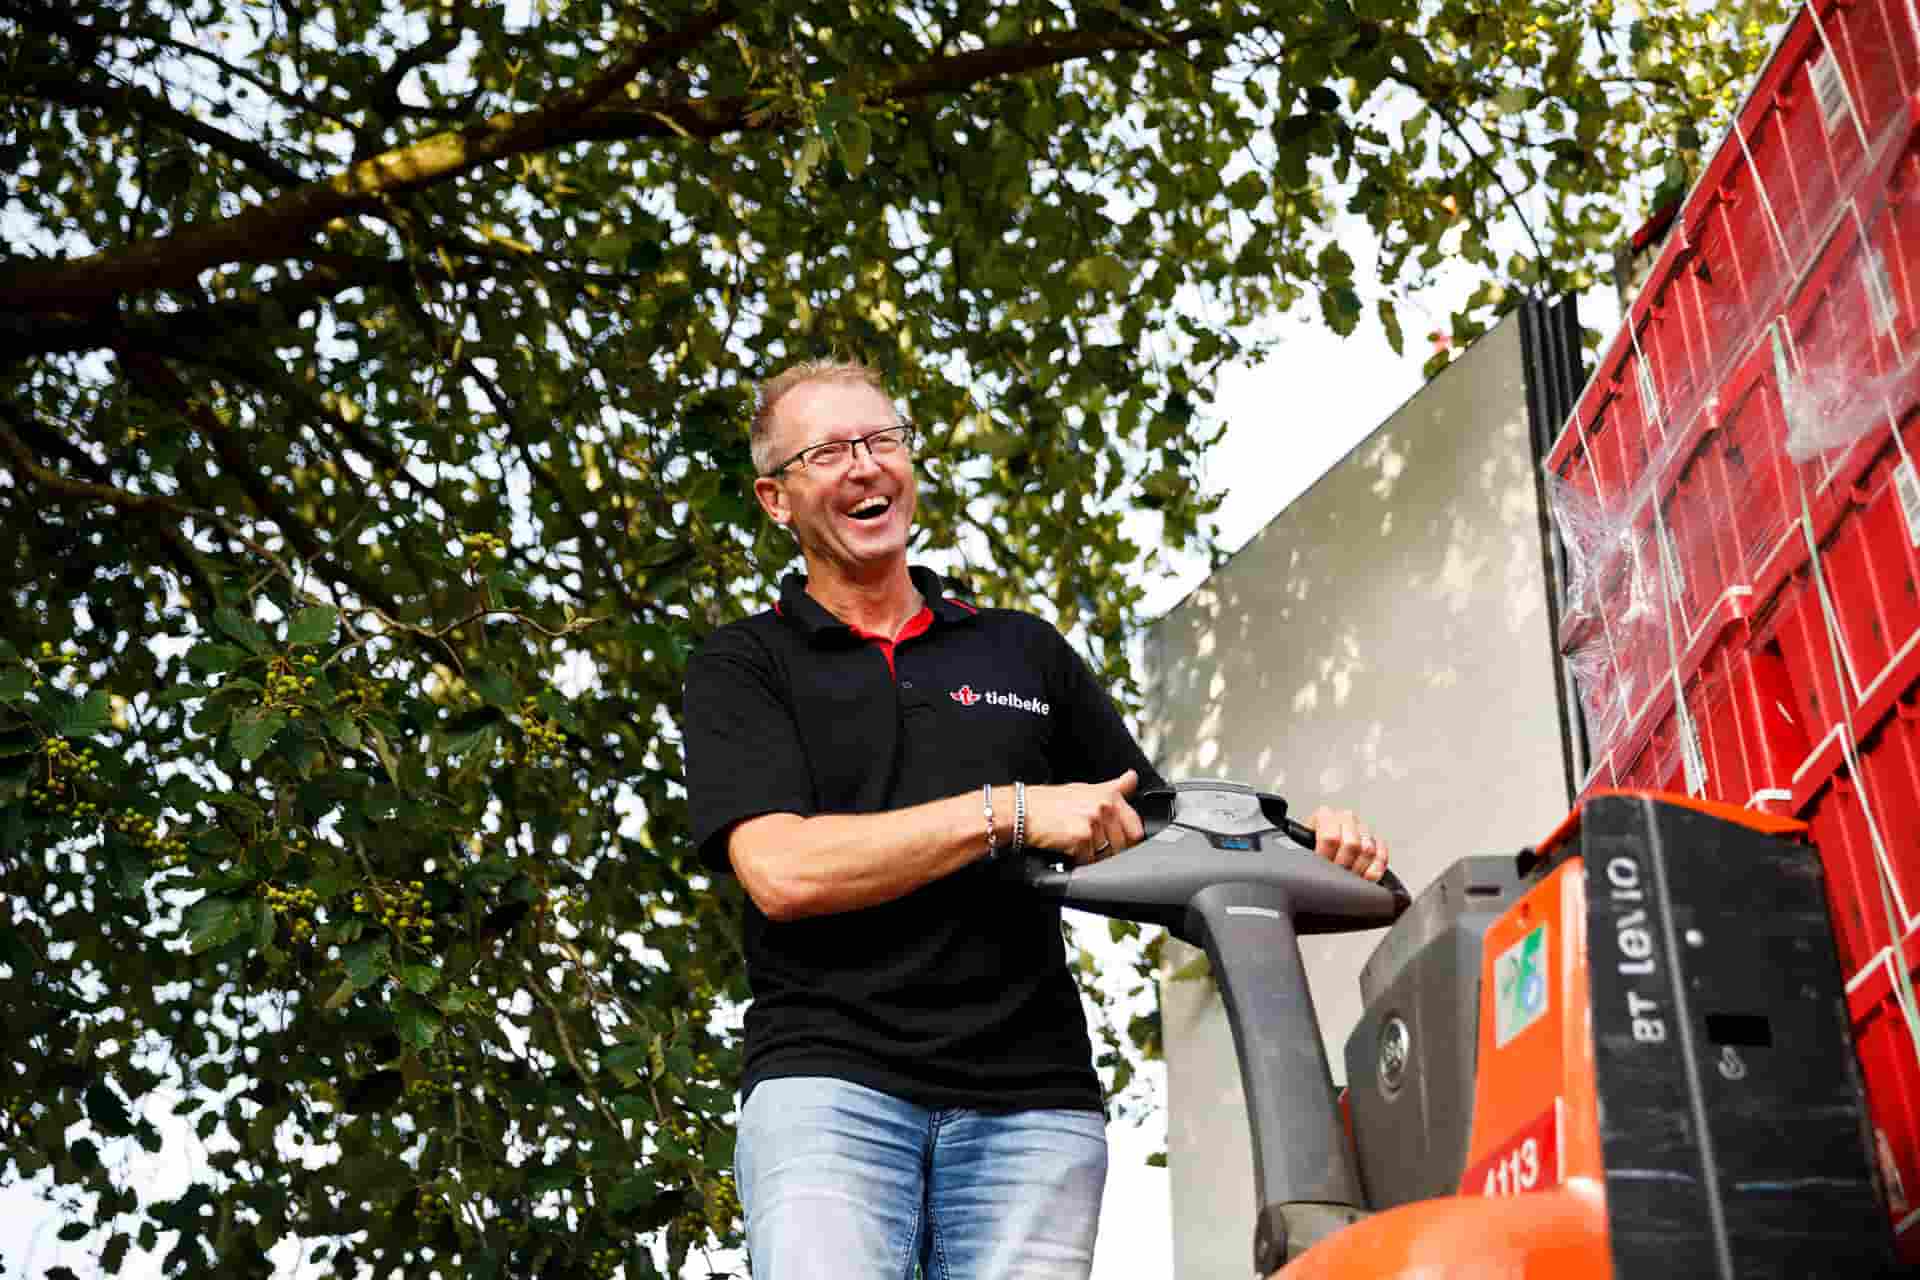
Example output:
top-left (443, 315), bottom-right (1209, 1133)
top-left (949, 685), bottom-right (1049, 715)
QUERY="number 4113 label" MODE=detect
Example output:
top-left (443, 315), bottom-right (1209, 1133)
top-left (1461, 1100), bottom-right (1563, 1198)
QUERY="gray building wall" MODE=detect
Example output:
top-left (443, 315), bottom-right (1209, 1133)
top-left (1139, 311), bottom-right (1571, 1277)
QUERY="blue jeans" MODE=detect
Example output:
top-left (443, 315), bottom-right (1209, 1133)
top-left (735, 1076), bottom-right (1108, 1279)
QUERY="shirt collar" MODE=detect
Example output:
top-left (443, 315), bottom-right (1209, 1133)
top-left (776, 565), bottom-right (976, 641)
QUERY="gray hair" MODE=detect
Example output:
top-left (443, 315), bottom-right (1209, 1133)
top-left (750, 358), bottom-right (888, 475)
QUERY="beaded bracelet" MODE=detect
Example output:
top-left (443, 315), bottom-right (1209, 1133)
top-left (1012, 781), bottom-right (1027, 856)
top-left (983, 782), bottom-right (999, 861)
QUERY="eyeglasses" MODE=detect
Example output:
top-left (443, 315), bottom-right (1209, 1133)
top-left (765, 423), bottom-right (916, 477)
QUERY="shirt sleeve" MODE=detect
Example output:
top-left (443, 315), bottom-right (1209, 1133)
top-left (681, 626), bottom-right (817, 873)
top-left (1044, 626), bottom-right (1169, 794)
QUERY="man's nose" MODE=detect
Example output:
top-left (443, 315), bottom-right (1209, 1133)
top-left (845, 439), bottom-right (883, 474)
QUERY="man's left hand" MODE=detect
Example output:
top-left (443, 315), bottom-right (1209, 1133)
top-left (1304, 806), bottom-right (1389, 882)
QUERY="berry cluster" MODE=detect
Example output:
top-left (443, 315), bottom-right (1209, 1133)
top-left (331, 672), bottom-right (384, 715)
top-left (519, 695), bottom-right (566, 762)
top-left (588, 1245), bottom-right (623, 1279)
top-left (461, 531), bottom-right (507, 572)
top-left (262, 654), bottom-right (319, 715)
top-left (413, 1185), bottom-right (453, 1225)
top-left (354, 880), bottom-right (435, 948)
top-left (260, 882), bottom-right (320, 943)
top-left (32, 736), bottom-right (99, 815)
top-left (703, 1173), bottom-right (741, 1236)
top-left (108, 810), bottom-right (189, 867)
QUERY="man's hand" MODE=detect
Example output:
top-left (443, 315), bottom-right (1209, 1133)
top-left (1025, 769), bottom-right (1145, 865)
top-left (1305, 806), bottom-right (1390, 882)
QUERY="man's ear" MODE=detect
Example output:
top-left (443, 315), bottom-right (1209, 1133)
top-left (752, 475), bottom-right (789, 526)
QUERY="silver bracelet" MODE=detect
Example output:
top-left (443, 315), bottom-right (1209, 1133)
top-left (1012, 781), bottom-right (1027, 856)
top-left (983, 782), bottom-right (999, 860)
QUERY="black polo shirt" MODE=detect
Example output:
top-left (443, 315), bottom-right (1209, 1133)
top-left (682, 566), bottom-right (1165, 1112)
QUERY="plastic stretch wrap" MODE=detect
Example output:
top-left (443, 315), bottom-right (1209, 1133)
top-left (1546, 73), bottom-right (1920, 785)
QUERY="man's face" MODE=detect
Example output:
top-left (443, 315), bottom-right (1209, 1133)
top-left (753, 379), bottom-right (917, 577)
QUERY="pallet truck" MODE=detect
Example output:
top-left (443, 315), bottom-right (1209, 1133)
top-left (1018, 782), bottom-right (1898, 1277)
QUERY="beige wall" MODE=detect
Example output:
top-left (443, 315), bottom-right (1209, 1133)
top-left (1141, 311), bottom-right (1572, 1277)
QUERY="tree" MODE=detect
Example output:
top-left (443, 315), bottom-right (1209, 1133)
top-left (0, 0), bottom-right (1785, 1274)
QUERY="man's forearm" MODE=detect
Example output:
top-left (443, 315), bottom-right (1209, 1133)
top-left (729, 772), bottom-right (1145, 922)
top-left (727, 792), bottom-right (993, 922)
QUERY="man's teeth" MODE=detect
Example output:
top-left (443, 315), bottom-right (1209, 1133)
top-left (849, 498), bottom-right (890, 519)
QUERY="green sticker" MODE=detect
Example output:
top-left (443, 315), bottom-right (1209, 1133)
top-left (1495, 923), bottom-right (1550, 1048)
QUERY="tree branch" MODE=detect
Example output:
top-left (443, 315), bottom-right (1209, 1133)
top-left (12, 62), bottom-right (305, 187)
top-left (0, 5), bottom-right (737, 314)
top-left (0, 13), bottom-right (1213, 316)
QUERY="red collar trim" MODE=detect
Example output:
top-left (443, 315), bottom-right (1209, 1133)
top-left (848, 605), bottom-right (935, 678)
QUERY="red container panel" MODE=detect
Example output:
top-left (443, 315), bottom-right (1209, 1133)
top-left (1758, 569), bottom-right (1851, 740)
top-left (1661, 436), bottom-right (1747, 641)
top-left (1785, 207), bottom-right (1902, 496)
top-left (1867, 119), bottom-right (1920, 357)
top-left (1644, 270), bottom-right (1709, 442)
top-left (1682, 178), bottom-right (1796, 380)
top-left (1853, 977), bottom-right (1920, 1253)
top-left (1813, 0), bottom-right (1918, 147)
top-left (1694, 634), bottom-right (1811, 810)
top-left (1802, 772), bottom-right (1897, 976)
top-left (1856, 700), bottom-right (1920, 923)
top-left (1713, 330), bottom-right (1820, 592)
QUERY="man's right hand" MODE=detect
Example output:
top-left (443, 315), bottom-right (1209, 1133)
top-left (1025, 769), bottom-right (1144, 865)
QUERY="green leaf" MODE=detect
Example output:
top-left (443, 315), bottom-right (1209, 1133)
top-left (185, 643), bottom-right (249, 675)
top-left (838, 117), bottom-right (872, 178)
top-left (1069, 254), bottom-right (1132, 295)
top-left (286, 606), bottom-right (338, 647)
top-left (103, 1232), bottom-right (130, 1274)
top-left (86, 1081), bottom-right (132, 1136)
top-left (818, 93), bottom-right (856, 126)
top-left (52, 691), bottom-right (111, 740)
top-left (395, 1002), bottom-right (441, 1050)
top-left (214, 607), bottom-right (269, 654)
top-left (609, 1172), bottom-right (660, 1214)
top-left (1320, 283), bottom-right (1364, 336)
top-left (1379, 297), bottom-right (1404, 355)
top-left (400, 963), bottom-right (441, 994)
top-left (57, 1222), bottom-right (90, 1242)
top-left (184, 896), bottom-right (249, 954)
top-left (0, 668), bottom-right (29, 703)
top-left (324, 713), bottom-right (363, 751)
top-left (468, 669), bottom-right (515, 707)
top-left (229, 708), bottom-right (286, 762)
top-left (343, 938), bottom-right (390, 990)
top-left (1493, 87), bottom-right (1531, 115)
top-left (437, 705), bottom-right (505, 757)
top-left (794, 134), bottom-right (828, 188)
